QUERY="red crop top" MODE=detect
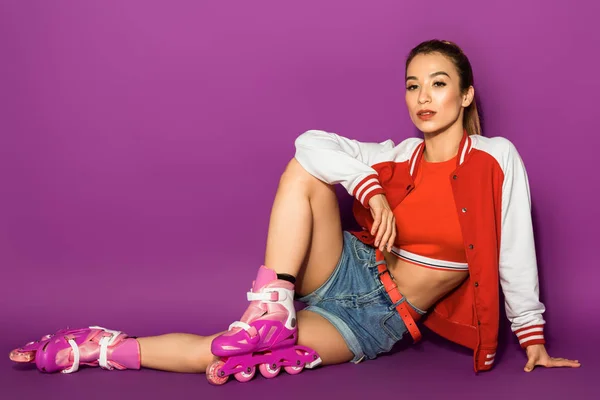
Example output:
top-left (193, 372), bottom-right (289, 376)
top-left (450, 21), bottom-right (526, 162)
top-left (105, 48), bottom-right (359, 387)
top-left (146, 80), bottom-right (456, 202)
top-left (392, 155), bottom-right (468, 272)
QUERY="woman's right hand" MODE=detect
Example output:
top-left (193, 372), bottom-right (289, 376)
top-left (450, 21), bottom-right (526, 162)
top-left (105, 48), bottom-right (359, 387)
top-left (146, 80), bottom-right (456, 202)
top-left (368, 194), bottom-right (396, 252)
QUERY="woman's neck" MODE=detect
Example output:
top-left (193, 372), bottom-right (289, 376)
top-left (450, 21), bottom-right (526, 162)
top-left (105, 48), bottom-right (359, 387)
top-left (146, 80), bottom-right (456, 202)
top-left (422, 124), bottom-right (465, 162)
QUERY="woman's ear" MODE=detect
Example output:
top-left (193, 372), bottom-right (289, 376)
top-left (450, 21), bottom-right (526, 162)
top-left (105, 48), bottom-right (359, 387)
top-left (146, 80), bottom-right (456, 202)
top-left (462, 86), bottom-right (475, 107)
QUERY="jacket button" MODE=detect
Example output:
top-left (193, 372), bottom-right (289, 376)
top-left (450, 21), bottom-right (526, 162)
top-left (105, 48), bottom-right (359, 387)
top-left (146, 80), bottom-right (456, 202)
top-left (462, 208), bottom-right (467, 213)
top-left (474, 282), bottom-right (479, 287)
top-left (406, 185), bottom-right (412, 190)
top-left (468, 244), bottom-right (474, 249)
top-left (453, 175), bottom-right (458, 180)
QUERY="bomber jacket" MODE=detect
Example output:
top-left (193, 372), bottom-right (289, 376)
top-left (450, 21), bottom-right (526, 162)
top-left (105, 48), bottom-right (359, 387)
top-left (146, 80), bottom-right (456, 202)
top-left (294, 129), bottom-right (547, 372)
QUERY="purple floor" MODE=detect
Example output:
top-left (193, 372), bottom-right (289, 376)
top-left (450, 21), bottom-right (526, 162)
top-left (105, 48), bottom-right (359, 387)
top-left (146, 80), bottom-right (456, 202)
top-left (2, 1), bottom-right (598, 399)
top-left (2, 323), bottom-right (595, 400)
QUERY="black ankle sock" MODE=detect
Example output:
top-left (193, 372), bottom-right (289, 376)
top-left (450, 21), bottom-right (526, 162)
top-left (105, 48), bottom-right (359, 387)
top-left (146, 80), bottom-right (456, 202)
top-left (277, 273), bottom-right (296, 284)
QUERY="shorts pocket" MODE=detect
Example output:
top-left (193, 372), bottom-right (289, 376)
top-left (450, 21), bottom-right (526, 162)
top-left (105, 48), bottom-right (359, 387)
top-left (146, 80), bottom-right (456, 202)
top-left (380, 311), bottom-right (404, 343)
top-left (350, 235), bottom-right (375, 265)
top-left (355, 287), bottom-right (384, 307)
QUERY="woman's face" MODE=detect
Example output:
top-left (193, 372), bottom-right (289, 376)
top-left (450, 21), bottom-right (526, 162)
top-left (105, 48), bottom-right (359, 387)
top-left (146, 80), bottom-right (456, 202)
top-left (405, 52), bottom-right (473, 135)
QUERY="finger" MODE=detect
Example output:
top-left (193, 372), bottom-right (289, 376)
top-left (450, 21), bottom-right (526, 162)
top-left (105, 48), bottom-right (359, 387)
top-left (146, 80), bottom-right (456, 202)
top-left (524, 359), bottom-right (537, 372)
top-left (371, 209), bottom-right (381, 237)
top-left (379, 215), bottom-right (393, 251)
top-left (551, 357), bottom-right (580, 363)
top-left (378, 210), bottom-right (392, 246)
top-left (383, 215), bottom-right (394, 251)
top-left (374, 209), bottom-right (387, 243)
top-left (548, 359), bottom-right (581, 368)
top-left (387, 218), bottom-right (396, 252)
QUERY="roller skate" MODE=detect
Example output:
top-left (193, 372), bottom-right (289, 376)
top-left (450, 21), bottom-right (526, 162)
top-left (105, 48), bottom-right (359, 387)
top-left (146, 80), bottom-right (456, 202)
top-left (206, 265), bottom-right (322, 385)
top-left (9, 326), bottom-right (140, 373)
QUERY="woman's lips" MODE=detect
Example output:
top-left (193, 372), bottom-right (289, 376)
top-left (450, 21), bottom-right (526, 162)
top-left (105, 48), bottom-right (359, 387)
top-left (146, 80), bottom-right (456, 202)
top-left (417, 111), bottom-right (436, 120)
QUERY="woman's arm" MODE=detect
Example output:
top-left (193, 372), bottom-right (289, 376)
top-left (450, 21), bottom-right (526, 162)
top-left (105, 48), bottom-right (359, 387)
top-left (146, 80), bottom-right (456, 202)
top-left (498, 138), bottom-right (580, 371)
top-left (498, 138), bottom-right (546, 348)
top-left (294, 129), bottom-right (394, 208)
top-left (294, 129), bottom-right (399, 251)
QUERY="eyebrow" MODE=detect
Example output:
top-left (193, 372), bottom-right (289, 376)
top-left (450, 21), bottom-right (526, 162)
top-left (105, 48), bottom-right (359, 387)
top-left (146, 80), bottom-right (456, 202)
top-left (405, 71), bottom-right (451, 82)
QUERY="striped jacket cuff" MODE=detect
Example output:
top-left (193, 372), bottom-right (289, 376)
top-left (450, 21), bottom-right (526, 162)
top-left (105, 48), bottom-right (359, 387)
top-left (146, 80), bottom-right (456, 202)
top-left (353, 174), bottom-right (385, 208)
top-left (515, 324), bottom-right (546, 349)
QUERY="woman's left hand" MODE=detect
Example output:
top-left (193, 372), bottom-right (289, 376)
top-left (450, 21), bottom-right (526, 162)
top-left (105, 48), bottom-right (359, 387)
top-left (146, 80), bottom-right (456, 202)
top-left (524, 344), bottom-right (581, 372)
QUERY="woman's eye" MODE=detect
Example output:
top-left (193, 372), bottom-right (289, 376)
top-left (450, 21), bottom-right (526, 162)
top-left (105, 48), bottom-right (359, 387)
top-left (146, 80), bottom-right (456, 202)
top-left (433, 81), bottom-right (446, 87)
top-left (406, 85), bottom-right (417, 91)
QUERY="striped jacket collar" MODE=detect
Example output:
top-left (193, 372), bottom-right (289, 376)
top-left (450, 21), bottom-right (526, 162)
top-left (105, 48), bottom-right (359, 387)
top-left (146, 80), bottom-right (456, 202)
top-left (408, 130), bottom-right (474, 178)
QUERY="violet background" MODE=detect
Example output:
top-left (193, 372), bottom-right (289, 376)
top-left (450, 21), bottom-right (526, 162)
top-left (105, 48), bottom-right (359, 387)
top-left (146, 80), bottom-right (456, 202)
top-left (1, 0), bottom-right (598, 398)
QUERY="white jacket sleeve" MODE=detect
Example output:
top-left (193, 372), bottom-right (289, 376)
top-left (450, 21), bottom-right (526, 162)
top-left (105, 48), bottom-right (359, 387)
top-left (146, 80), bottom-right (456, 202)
top-left (498, 138), bottom-right (547, 348)
top-left (294, 129), bottom-right (394, 208)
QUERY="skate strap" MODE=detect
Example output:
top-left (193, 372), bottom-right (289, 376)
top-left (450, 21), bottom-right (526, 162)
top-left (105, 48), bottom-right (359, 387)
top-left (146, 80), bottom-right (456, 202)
top-left (228, 321), bottom-right (258, 337)
top-left (61, 326), bottom-right (122, 374)
top-left (90, 326), bottom-right (121, 345)
top-left (229, 321), bottom-right (251, 331)
top-left (376, 250), bottom-right (422, 344)
top-left (247, 291), bottom-right (279, 302)
top-left (89, 326), bottom-right (122, 370)
top-left (61, 338), bottom-right (81, 374)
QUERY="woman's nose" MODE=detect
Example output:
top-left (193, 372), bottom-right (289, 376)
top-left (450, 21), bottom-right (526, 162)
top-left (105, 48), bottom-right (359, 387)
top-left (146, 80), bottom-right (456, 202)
top-left (418, 89), bottom-right (431, 104)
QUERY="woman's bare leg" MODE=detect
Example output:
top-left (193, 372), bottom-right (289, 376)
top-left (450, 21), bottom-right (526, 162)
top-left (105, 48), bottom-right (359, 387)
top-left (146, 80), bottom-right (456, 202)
top-left (137, 333), bottom-right (223, 373)
top-left (264, 157), bottom-right (344, 296)
top-left (295, 310), bottom-right (354, 364)
top-left (137, 158), bottom-right (351, 372)
top-left (137, 309), bottom-right (353, 373)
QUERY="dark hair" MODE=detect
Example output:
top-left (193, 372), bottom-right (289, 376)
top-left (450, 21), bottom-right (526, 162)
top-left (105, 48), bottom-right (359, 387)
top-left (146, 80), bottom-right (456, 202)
top-left (406, 39), bottom-right (482, 136)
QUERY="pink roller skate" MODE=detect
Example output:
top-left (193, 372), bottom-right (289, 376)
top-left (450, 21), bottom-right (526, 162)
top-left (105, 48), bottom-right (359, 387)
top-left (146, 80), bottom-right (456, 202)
top-left (9, 326), bottom-right (140, 373)
top-left (206, 265), bottom-right (322, 385)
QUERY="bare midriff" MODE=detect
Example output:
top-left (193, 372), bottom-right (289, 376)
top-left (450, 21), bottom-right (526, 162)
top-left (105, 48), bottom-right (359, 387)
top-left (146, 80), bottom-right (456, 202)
top-left (383, 251), bottom-right (468, 312)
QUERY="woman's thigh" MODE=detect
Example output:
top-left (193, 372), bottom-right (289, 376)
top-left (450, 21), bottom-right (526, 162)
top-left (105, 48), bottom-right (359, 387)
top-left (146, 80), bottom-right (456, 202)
top-left (296, 309), bottom-right (354, 366)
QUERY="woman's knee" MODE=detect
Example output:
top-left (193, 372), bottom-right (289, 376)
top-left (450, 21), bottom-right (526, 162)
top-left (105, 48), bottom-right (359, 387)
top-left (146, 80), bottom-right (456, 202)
top-left (280, 158), bottom-right (333, 196)
top-left (281, 158), bottom-right (312, 183)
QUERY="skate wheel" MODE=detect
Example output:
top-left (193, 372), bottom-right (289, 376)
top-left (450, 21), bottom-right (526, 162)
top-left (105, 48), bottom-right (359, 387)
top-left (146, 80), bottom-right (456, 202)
top-left (284, 364), bottom-right (304, 375)
top-left (234, 366), bottom-right (256, 382)
top-left (258, 363), bottom-right (281, 379)
top-left (9, 349), bottom-right (36, 363)
top-left (206, 360), bottom-right (229, 385)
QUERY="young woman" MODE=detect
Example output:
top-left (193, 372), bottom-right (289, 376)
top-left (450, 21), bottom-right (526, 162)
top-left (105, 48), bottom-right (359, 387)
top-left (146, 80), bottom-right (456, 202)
top-left (9, 39), bottom-right (580, 383)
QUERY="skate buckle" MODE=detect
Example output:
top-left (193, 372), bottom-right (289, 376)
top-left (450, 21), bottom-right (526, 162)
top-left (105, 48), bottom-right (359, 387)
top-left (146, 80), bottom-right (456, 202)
top-left (90, 326), bottom-right (121, 345)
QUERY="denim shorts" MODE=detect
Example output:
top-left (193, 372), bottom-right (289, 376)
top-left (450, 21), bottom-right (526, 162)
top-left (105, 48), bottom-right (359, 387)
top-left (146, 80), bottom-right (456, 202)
top-left (297, 231), bottom-right (426, 363)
